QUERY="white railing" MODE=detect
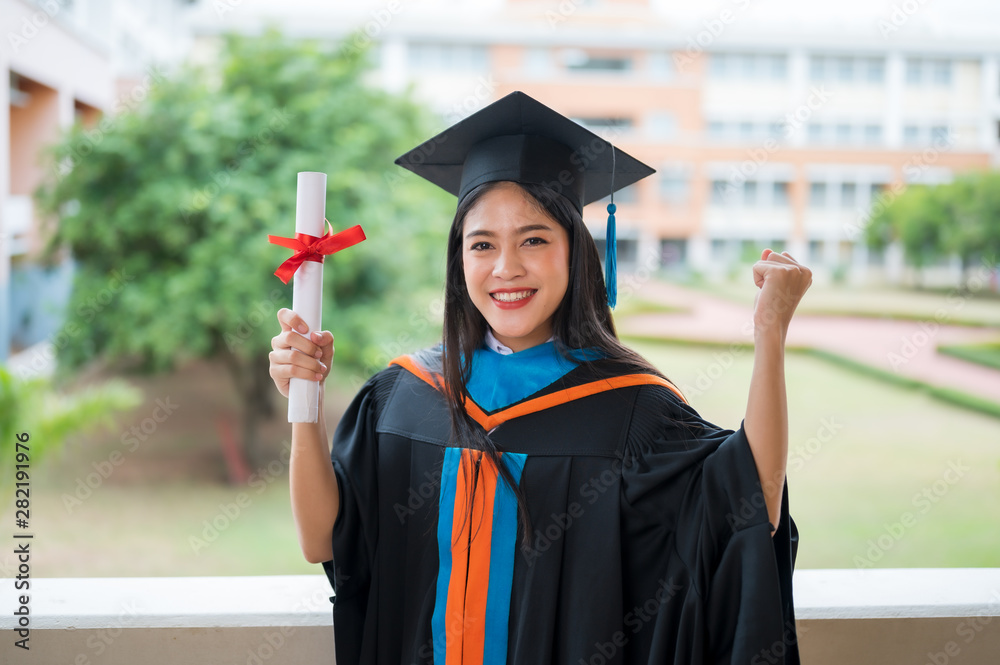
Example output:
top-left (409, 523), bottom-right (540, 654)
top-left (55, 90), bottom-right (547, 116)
top-left (2, 569), bottom-right (999, 664)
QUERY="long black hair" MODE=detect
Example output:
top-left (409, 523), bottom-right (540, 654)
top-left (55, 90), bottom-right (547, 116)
top-left (440, 180), bottom-right (673, 549)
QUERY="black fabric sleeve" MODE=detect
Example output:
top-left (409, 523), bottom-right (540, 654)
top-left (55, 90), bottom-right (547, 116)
top-left (622, 386), bottom-right (800, 665)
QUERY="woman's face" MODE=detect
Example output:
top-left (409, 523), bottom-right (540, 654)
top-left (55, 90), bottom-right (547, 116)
top-left (462, 182), bottom-right (571, 353)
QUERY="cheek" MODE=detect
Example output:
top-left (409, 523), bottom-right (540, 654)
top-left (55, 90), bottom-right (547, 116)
top-left (554, 245), bottom-right (571, 287)
top-left (462, 254), bottom-right (483, 291)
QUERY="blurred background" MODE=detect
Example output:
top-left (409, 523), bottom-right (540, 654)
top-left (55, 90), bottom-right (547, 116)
top-left (0, 0), bottom-right (998, 578)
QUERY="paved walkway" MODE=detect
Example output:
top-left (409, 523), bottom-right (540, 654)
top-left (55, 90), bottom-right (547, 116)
top-left (620, 282), bottom-right (1000, 406)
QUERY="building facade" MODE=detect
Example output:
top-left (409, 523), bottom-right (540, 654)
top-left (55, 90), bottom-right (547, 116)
top-left (192, 0), bottom-right (1000, 285)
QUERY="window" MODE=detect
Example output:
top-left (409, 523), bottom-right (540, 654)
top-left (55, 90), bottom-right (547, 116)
top-left (524, 48), bottom-right (552, 76)
top-left (707, 120), bottom-right (727, 140)
top-left (708, 53), bottom-right (787, 80)
top-left (739, 121), bottom-right (756, 140)
top-left (711, 180), bottom-right (734, 205)
top-left (931, 59), bottom-right (952, 85)
top-left (711, 238), bottom-right (729, 259)
top-left (410, 43), bottom-right (489, 70)
top-left (660, 172), bottom-right (689, 204)
top-left (903, 124), bottom-right (951, 147)
top-left (566, 53), bottom-right (632, 72)
top-left (809, 56), bottom-right (826, 80)
top-left (646, 111), bottom-right (676, 139)
top-left (767, 54), bottom-right (787, 79)
top-left (744, 180), bottom-right (758, 206)
top-left (930, 125), bottom-right (950, 143)
top-left (809, 240), bottom-right (824, 263)
top-left (809, 182), bottom-right (827, 207)
top-left (864, 58), bottom-right (885, 83)
top-left (858, 183), bottom-right (875, 209)
top-left (647, 52), bottom-right (672, 79)
top-left (835, 57), bottom-right (854, 81)
top-left (905, 58), bottom-right (953, 86)
top-left (709, 53), bottom-right (731, 77)
top-left (661, 239), bottom-right (687, 265)
top-left (809, 55), bottom-right (885, 84)
top-left (599, 184), bottom-right (638, 205)
top-left (572, 117), bottom-right (633, 135)
top-left (772, 181), bottom-right (789, 207)
top-left (808, 122), bottom-right (883, 146)
top-left (841, 182), bottom-right (857, 208)
top-left (863, 124), bottom-right (883, 145)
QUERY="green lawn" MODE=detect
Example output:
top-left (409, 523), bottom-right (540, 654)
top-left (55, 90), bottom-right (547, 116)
top-left (3, 341), bottom-right (998, 577)
top-left (938, 342), bottom-right (1000, 371)
top-left (0, 475), bottom-right (317, 579)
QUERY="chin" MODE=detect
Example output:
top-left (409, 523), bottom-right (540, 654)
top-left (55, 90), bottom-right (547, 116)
top-left (488, 322), bottom-right (533, 339)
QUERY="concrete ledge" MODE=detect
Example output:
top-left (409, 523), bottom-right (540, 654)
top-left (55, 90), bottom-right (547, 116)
top-left (2, 570), bottom-right (999, 664)
top-left (794, 568), bottom-right (1000, 619)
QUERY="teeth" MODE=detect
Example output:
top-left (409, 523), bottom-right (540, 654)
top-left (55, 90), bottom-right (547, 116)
top-left (492, 290), bottom-right (535, 302)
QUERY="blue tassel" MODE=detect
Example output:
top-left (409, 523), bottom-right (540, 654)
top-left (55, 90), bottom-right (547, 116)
top-left (606, 203), bottom-right (617, 309)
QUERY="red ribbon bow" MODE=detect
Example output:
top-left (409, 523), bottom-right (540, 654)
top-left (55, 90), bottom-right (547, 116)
top-left (268, 220), bottom-right (366, 285)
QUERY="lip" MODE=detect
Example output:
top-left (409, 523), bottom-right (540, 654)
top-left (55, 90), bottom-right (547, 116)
top-left (489, 288), bottom-right (537, 310)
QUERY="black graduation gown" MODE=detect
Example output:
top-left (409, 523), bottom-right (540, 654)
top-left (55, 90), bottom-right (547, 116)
top-left (322, 350), bottom-right (800, 665)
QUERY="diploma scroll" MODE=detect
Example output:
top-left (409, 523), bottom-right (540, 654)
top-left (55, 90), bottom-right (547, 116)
top-left (288, 171), bottom-right (327, 423)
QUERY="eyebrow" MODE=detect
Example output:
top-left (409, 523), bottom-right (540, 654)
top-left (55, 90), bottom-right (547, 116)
top-left (465, 223), bottom-right (554, 239)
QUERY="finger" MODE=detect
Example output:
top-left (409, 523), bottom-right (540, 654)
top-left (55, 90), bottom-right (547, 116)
top-left (753, 258), bottom-right (778, 286)
top-left (269, 359), bottom-right (326, 383)
top-left (278, 329), bottom-right (322, 358)
top-left (270, 348), bottom-right (328, 376)
top-left (780, 250), bottom-right (802, 264)
top-left (311, 331), bottom-right (335, 359)
top-left (276, 308), bottom-right (310, 335)
top-left (763, 251), bottom-right (796, 265)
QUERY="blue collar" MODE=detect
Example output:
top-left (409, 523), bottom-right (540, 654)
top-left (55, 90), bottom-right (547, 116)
top-left (465, 341), bottom-right (602, 412)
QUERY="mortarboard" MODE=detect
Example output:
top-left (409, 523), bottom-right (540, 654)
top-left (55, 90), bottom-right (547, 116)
top-left (394, 90), bottom-right (655, 308)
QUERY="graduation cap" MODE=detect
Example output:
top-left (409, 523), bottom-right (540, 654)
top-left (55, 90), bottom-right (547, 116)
top-left (394, 90), bottom-right (655, 308)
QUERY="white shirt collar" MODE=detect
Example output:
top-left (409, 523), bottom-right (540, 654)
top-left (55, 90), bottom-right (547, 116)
top-left (484, 328), bottom-right (555, 355)
top-left (485, 328), bottom-right (514, 355)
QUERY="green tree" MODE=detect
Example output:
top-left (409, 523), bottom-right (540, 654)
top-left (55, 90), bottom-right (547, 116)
top-left (866, 183), bottom-right (947, 286)
top-left (867, 172), bottom-right (1000, 289)
top-left (946, 171), bottom-right (1000, 282)
top-left (36, 30), bottom-right (450, 472)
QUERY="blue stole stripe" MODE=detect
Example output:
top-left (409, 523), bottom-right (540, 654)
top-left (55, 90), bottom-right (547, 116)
top-left (482, 452), bottom-right (527, 664)
top-left (431, 447), bottom-right (462, 662)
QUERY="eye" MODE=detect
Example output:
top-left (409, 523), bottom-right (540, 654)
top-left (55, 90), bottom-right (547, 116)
top-left (523, 237), bottom-right (548, 247)
top-left (469, 241), bottom-right (493, 251)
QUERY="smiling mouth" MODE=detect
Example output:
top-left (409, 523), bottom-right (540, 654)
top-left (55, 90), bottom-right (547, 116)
top-left (490, 289), bottom-right (537, 303)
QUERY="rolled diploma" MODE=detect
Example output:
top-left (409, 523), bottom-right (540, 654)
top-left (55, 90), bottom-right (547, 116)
top-left (287, 171), bottom-right (327, 423)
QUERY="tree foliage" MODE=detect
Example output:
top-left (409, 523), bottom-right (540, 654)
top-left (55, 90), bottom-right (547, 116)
top-left (35, 30), bottom-right (451, 464)
top-left (0, 365), bottom-right (142, 502)
top-left (865, 170), bottom-right (1000, 279)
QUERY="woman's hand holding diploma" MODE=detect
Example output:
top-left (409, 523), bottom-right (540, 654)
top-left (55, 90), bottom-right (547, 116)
top-left (269, 308), bottom-right (335, 398)
top-left (269, 307), bottom-right (339, 564)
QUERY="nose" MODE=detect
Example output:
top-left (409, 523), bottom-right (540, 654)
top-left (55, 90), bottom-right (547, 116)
top-left (492, 246), bottom-right (525, 281)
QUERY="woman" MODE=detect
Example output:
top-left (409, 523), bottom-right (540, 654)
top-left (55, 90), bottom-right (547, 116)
top-left (268, 92), bottom-right (810, 664)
